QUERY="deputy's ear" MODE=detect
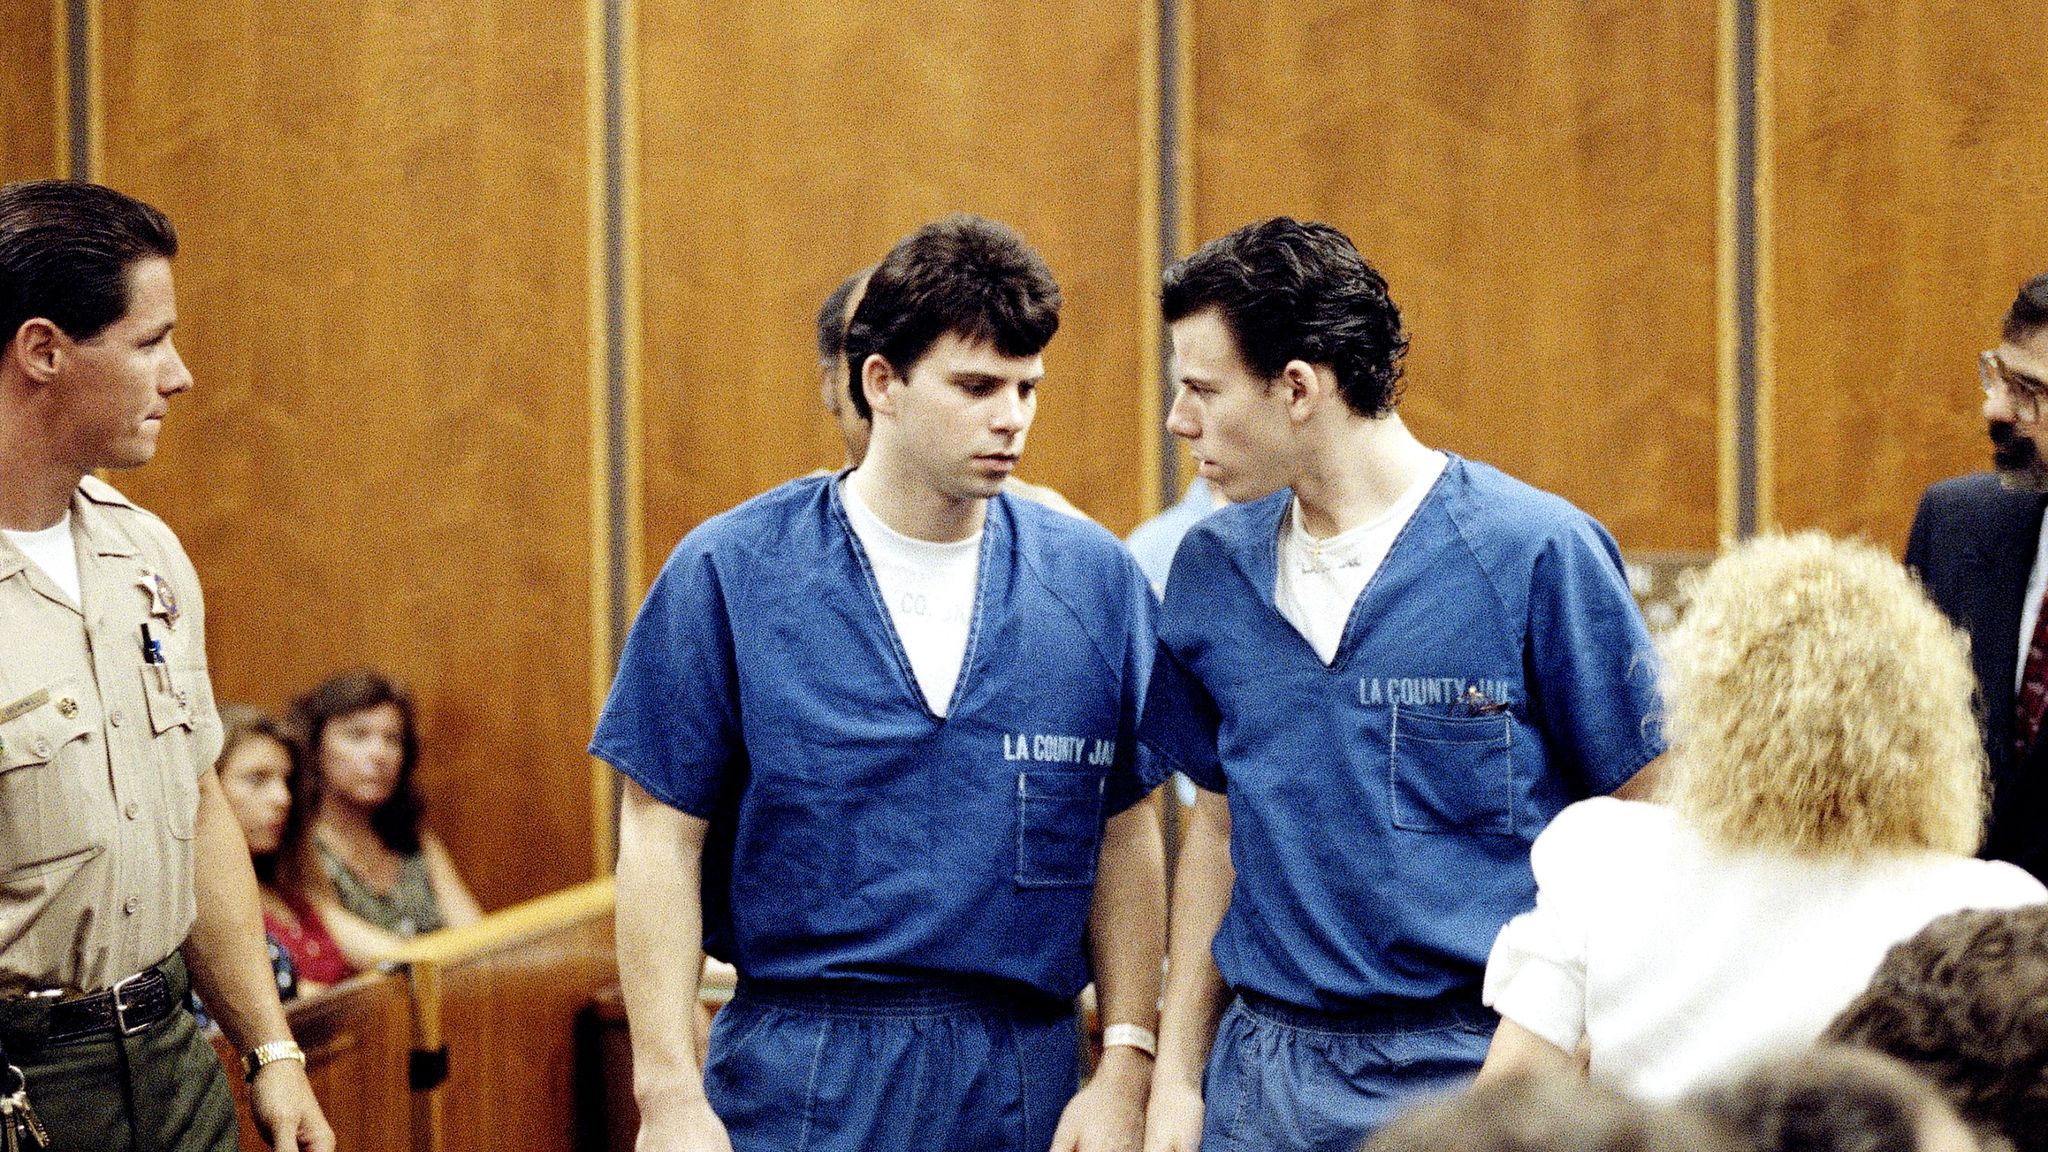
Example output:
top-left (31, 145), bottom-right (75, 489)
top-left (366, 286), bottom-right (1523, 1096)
top-left (7, 318), bottom-right (63, 385)
top-left (862, 353), bottom-right (902, 419)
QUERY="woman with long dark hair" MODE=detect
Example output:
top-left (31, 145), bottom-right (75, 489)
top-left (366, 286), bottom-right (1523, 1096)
top-left (294, 669), bottom-right (481, 950)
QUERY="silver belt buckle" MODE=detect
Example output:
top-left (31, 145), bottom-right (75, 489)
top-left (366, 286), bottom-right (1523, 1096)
top-left (110, 970), bottom-right (152, 1035)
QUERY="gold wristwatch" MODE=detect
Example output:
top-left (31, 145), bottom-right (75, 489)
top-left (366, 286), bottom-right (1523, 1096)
top-left (242, 1039), bottom-right (307, 1080)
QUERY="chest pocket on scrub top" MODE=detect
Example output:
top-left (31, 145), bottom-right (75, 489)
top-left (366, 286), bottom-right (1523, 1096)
top-left (1015, 770), bottom-right (1105, 888)
top-left (1388, 704), bottom-right (1513, 835)
top-left (141, 665), bottom-right (200, 840)
top-left (0, 683), bottom-right (99, 875)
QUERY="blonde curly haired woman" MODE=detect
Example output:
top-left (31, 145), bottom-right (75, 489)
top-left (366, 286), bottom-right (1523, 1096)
top-left (1476, 532), bottom-right (2046, 1100)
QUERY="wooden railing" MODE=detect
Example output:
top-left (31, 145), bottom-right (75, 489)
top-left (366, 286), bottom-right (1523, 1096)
top-left (386, 879), bottom-right (618, 1152)
top-left (210, 877), bottom-right (618, 1152)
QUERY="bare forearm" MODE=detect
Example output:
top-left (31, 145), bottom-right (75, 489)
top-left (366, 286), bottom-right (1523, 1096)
top-left (1090, 791), bottom-right (1166, 1033)
top-left (616, 784), bottom-right (711, 1112)
top-left (1476, 1017), bottom-right (1579, 1084)
top-left (184, 771), bottom-right (293, 1051)
top-left (1610, 753), bottom-right (1666, 801)
top-left (1155, 791), bottom-right (1233, 1092)
top-left (311, 898), bottom-right (408, 968)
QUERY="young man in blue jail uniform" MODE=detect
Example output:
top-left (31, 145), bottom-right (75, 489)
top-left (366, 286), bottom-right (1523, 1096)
top-left (596, 214), bottom-right (1166, 1152)
top-left (1136, 218), bottom-right (1665, 1152)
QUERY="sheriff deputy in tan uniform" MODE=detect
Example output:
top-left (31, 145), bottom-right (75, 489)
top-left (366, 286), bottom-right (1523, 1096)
top-left (0, 180), bottom-right (333, 1152)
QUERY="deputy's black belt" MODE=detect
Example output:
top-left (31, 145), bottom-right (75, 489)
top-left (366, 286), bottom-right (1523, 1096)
top-left (42, 967), bottom-right (176, 1046)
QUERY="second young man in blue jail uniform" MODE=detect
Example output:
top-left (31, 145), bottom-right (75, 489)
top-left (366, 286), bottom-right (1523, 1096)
top-left (1138, 219), bottom-right (1664, 1152)
top-left (596, 215), bottom-right (1166, 1152)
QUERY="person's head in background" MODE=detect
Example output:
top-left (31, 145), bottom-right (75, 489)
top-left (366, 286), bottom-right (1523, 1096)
top-left (1982, 272), bottom-right (2048, 492)
top-left (1688, 1046), bottom-right (1992, 1152)
top-left (1160, 216), bottom-right (1409, 505)
top-left (1825, 904), bottom-right (2048, 1152)
top-left (841, 214), bottom-right (1060, 533)
top-left (1659, 531), bottom-right (1986, 858)
top-left (1364, 1073), bottom-right (1735, 1152)
top-left (817, 266), bottom-right (875, 468)
top-left (295, 668), bottom-right (425, 854)
top-left (216, 703), bottom-right (316, 884)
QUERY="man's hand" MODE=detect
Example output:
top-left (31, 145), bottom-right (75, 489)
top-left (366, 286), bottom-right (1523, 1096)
top-left (1050, 1046), bottom-right (1150, 1152)
top-left (249, 1061), bottom-right (335, 1152)
top-left (1141, 1074), bottom-right (1204, 1152)
top-left (636, 1094), bottom-right (734, 1152)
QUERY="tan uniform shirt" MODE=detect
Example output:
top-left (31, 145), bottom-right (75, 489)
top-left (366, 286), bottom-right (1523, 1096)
top-left (0, 476), bottom-right (221, 994)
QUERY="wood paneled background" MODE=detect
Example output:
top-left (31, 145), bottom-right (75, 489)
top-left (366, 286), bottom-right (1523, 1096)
top-left (18, 2), bottom-right (2048, 887)
top-left (92, 0), bottom-right (601, 910)
top-left (0, 0), bottom-right (57, 182)
top-left (1189, 1), bottom-right (1722, 552)
top-left (635, 0), bottom-right (1153, 563)
top-left (1765, 0), bottom-right (2048, 548)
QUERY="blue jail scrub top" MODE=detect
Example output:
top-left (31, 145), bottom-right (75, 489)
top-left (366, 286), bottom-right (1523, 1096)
top-left (1140, 455), bottom-right (1664, 1013)
top-left (592, 474), bottom-right (1164, 1002)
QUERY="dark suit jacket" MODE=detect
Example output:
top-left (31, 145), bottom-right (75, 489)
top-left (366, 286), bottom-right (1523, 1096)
top-left (1906, 472), bottom-right (2048, 881)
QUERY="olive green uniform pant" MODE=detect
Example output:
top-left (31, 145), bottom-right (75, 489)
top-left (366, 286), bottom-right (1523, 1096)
top-left (0, 957), bottom-right (236, 1152)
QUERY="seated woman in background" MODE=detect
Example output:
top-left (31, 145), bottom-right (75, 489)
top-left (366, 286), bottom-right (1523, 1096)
top-left (1477, 532), bottom-right (2047, 1100)
top-left (198, 705), bottom-right (356, 1026)
top-left (294, 669), bottom-right (483, 952)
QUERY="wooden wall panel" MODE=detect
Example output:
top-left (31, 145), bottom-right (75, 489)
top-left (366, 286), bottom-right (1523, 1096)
top-left (94, 1), bottom-right (600, 910)
top-left (1766, 1), bottom-right (2048, 548)
top-left (636, 0), bottom-right (1152, 566)
top-left (1189, 2), bottom-right (1721, 551)
top-left (0, 0), bottom-right (58, 182)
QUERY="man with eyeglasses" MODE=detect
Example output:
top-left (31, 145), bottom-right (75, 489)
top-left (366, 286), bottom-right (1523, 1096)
top-left (1906, 271), bottom-right (2048, 885)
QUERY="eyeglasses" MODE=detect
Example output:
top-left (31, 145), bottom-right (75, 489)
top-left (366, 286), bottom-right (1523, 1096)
top-left (1982, 350), bottom-right (2048, 425)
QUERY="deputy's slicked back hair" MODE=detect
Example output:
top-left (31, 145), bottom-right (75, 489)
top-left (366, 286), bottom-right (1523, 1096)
top-left (0, 179), bottom-right (177, 347)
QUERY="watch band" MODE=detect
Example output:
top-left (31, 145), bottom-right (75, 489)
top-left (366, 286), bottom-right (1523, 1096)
top-left (242, 1039), bottom-right (307, 1080)
top-left (1101, 1023), bottom-right (1157, 1058)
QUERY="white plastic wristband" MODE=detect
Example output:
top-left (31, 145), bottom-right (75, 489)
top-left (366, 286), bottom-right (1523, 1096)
top-left (1102, 1023), bottom-right (1157, 1058)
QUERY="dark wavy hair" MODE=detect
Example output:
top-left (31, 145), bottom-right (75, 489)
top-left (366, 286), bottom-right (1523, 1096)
top-left (2003, 272), bottom-right (2048, 343)
top-left (1686, 1046), bottom-right (1968, 1152)
top-left (292, 668), bottom-right (426, 855)
top-left (216, 703), bottom-right (317, 886)
top-left (1163, 217), bottom-right (1408, 418)
top-left (1824, 904), bottom-right (2048, 1151)
top-left (815, 267), bottom-right (871, 365)
top-left (1366, 1073), bottom-right (1734, 1152)
top-left (841, 214), bottom-right (1060, 421)
top-left (0, 179), bottom-right (177, 345)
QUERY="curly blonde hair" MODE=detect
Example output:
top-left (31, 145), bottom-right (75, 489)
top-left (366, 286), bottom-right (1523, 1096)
top-left (1662, 531), bottom-right (1986, 856)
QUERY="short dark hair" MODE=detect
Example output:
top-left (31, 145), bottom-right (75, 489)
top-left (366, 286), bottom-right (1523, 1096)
top-left (1162, 217), bottom-right (1408, 418)
top-left (0, 179), bottom-right (177, 347)
top-left (841, 215), bottom-right (1060, 420)
top-left (1366, 1073), bottom-right (1734, 1152)
top-left (815, 268), bottom-right (870, 364)
top-left (2003, 273), bottom-right (2048, 343)
top-left (1824, 904), bottom-right (2048, 1151)
top-left (292, 668), bottom-right (427, 855)
top-left (1687, 1046), bottom-right (1965, 1152)
top-left (217, 703), bottom-right (317, 886)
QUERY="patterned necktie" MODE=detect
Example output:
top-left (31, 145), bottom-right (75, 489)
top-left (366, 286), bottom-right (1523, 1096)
top-left (2016, 595), bottom-right (2048, 756)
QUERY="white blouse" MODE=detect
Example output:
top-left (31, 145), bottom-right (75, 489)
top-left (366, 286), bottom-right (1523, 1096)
top-left (1483, 797), bottom-right (2046, 1100)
